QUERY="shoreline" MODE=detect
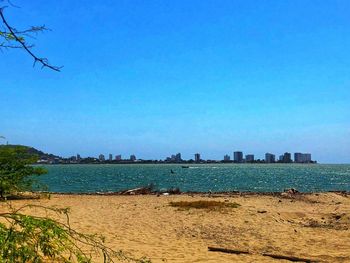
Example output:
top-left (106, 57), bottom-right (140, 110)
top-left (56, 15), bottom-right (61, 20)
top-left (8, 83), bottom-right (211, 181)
top-left (38, 162), bottom-right (321, 165)
top-left (37, 189), bottom-right (350, 196)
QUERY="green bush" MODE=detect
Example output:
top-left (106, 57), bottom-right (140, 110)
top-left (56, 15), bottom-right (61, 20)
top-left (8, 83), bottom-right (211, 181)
top-left (0, 204), bottom-right (151, 262)
top-left (0, 146), bottom-right (46, 199)
top-left (0, 147), bottom-right (151, 262)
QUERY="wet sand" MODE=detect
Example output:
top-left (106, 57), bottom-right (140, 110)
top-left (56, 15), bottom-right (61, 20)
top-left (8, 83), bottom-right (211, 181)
top-left (1, 192), bottom-right (350, 262)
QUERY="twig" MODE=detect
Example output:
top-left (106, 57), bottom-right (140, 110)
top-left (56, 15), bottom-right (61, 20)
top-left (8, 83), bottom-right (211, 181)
top-left (0, 7), bottom-right (62, 71)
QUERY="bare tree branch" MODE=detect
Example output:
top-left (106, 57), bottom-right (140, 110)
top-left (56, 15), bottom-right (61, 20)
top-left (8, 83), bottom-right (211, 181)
top-left (0, 43), bottom-right (25, 48)
top-left (0, 6), bottom-right (62, 72)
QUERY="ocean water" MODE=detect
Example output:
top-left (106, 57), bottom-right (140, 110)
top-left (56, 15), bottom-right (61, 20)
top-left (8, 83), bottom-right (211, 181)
top-left (37, 164), bottom-right (350, 193)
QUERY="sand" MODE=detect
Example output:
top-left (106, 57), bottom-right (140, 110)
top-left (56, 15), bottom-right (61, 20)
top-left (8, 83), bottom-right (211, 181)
top-left (1, 192), bottom-right (350, 262)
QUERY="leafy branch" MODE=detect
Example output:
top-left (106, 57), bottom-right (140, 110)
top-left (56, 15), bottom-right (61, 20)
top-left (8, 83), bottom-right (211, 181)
top-left (0, 204), bottom-right (151, 263)
top-left (0, 146), bottom-right (47, 199)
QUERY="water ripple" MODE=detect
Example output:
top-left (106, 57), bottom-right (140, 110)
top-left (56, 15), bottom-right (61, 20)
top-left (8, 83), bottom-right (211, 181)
top-left (37, 164), bottom-right (350, 193)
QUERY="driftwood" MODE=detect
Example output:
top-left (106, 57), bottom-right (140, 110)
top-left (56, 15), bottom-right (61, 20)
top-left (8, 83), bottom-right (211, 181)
top-left (208, 247), bottom-right (317, 262)
top-left (118, 185), bottom-right (181, 195)
top-left (119, 187), bottom-right (152, 195)
top-left (208, 247), bottom-right (249, 255)
top-left (262, 253), bottom-right (316, 262)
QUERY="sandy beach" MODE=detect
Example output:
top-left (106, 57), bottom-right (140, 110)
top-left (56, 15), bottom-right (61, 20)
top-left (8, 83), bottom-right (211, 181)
top-left (1, 192), bottom-right (350, 262)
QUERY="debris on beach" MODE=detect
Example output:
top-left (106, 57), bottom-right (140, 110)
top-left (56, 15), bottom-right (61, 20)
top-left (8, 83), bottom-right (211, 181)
top-left (281, 188), bottom-right (302, 200)
top-left (119, 186), bottom-right (153, 195)
top-left (301, 213), bottom-right (349, 230)
top-left (165, 187), bottom-right (181, 195)
top-left (208, 247), bottom-right (249, 255)
top-left (208, 246), bottom-right (316, 262)
top-left (283, 188), bottom-right (300, 195)
top-left (119, 185), bottom-right (181, 195)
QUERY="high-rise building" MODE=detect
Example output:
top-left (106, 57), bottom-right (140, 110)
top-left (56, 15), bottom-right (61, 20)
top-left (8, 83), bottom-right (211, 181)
top-left (115, 155), bottom-right (122, 161)
top-left (279, 155), bottom-right (284, 162)
top-left (234, 151), bottom-right (243, 163)
top-left (98, 154), bottom-right (105, 162)
top-left (294, 153), bottom-right (312, 163)
top-left (130, 155), bottom-right (136, 162)
top-left (282, 152), bottom-right (292, 163)
top-left (265, 153), bottom-right (275, 163)
top-left (223, 154), bottom-right (231, 161)
top-left (245, 154), bottom-right (254, 162)
top-left (294, 152), bottom-right (303, 163)
top-left (109, 154), bottom-right (113, 161)
top-left (304, 153), bottom-right (312, 163)
top-left (175, 153), bottom-right (182, 162)
top-left (76, 154), bottom-right (81, 161)
top-left (195, 153), bottom-right (201, 163)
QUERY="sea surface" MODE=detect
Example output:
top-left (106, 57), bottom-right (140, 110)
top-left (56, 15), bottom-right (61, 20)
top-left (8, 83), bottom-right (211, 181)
top-left (37, 164), bottom-right (350, 193)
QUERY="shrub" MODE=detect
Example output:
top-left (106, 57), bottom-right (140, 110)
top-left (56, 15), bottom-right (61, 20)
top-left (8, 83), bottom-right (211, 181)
top-left (0, 204), bottom-right (150, 262)
top-left (0, 147), bottom-right (151, 262)
top-left (0, 146), bottom-right (46, 199)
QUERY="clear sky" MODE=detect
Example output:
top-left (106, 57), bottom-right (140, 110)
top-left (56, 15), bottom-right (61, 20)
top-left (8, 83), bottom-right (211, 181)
top-left (1, 0), bottom-right (349, 163)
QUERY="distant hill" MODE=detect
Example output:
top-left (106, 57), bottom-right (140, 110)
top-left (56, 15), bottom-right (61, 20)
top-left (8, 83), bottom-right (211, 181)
top-left (0, 144), bottom-right (60, 160)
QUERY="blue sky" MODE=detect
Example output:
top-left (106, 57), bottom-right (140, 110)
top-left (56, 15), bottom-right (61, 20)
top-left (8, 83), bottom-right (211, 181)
top-left (1, 0), bottom-right (349, 163)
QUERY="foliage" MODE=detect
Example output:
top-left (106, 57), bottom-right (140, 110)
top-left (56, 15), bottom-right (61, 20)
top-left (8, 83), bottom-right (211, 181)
top-left (0, 149), bottom-right (151, 262)
top-left (0, 204), bottom-right (151, 263)
top-left (0, 1), bottom-right (61, 71)
top-left (0, 146), bottom-right (46, 199)
top-left (0, 144), bottom-right (60, 161)
top-left (169, 200), bottom-right (241, 210)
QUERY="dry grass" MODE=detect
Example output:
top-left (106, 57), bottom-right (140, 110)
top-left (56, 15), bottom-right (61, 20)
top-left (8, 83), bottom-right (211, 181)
top-left (169, 200), bottom-right (241, 210)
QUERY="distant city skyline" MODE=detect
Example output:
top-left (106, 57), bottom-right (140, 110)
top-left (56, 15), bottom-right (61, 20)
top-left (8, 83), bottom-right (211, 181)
top-left (34, 148), bottom-right (316, 164)
top-left (37, 148), bottom-right (315, 164)
top-left (0, 141), bottom-right (337, 164)
top-left (1, 1), bottom-right (349, 164)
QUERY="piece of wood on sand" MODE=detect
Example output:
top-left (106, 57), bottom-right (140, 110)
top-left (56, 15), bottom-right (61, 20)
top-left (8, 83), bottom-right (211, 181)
top-left (262, 253), bottom-right (317, 262)
top-left (208, 246), bottom-right (250, 255)
top-left (208, 247), bottom-right (318, 262)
